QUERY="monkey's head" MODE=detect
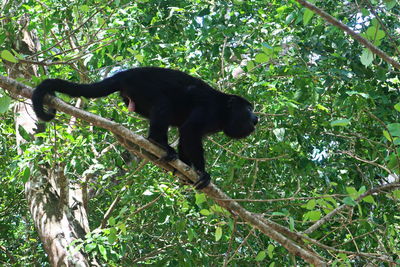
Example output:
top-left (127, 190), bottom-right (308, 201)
top-left (223, 95), bottom-right (258, 139)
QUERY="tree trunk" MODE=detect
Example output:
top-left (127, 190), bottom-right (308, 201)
top-left (4, 14), bottom-right (93, 266)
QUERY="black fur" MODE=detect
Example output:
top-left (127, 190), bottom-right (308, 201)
top-left (32, 67), bottom-right (258, 189)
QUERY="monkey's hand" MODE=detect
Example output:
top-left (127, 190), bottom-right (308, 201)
top-left (193, 171), bottom-right (211, 190)
top-left (161, 147), bottom-right (178, 162)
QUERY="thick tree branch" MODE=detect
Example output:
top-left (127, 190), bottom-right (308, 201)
top-left (295, 0), bottom-right (400, 69)
top-left (0, 75), bottom-right (327, 266)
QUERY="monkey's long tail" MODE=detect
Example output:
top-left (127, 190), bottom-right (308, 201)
top-left (32, 77), bottom-right (120, 121)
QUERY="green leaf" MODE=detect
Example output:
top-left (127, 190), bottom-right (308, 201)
top-left (306, 199), bottom-right (316, 210)
top-left (303, 9), bottom-right (314, 25)
top-left (366, 26), bottom-right (385, 40)
top-left (387, 153), bottom-right (400, 171)
top-left (187, 228), bottom-right (195, 242)
top-left (21, 167), bottom-right (30, 183)
top-left (18, 125), bottom-right (31, 141)
top-left (316, 104), bottom-right (329, 112)
top-left (394, 102), bottom-right (400, 112)
top-left (342, 197), bottom-right (357, 206)
top-left (195, 193), bottom-right (206, 206)
top-left (199, 209), bottom-right (211, 216)
top-left (330, 119), bottom-right (350, 127)
top-left (376, 30), bottom-right (385, 40)
top-left (0, 95), bottom-right (11, 113)
top-left (108, 217), bottom-right (115, 226)
top-left (267, 244), bottom-right (275, 259)
top-left (85, 242), bottom-right (96, 252)
top-left (215, 226), bottom-right (222, 241)
top-left (98, 244), bottom-right (107, 260)
top-left (233, 0), bottom-right (244, 5)
top-left (307, 210), bottom-right (321, 221)
top-left (246, 60), bottom-right (255, 72)
top-left (255, 251), bottom-right (266, 261)
top-left (254, 53), bottom-right (269, 63)
top-left (80, 5), bottom-right (90, 12)
top-left (118, 223), bottom-right (126, 234)
top-left (135, 54), bottom-right (144, 63)
top-left (362, 195), bottom-right (375, 204)
top-left (289, 217), bottom-right (294, 231)
top-left (387, 123), bottom-right (400, 137)
top-left (383, 130), bottom-right (392, 141)
top-left (360, 48), bottom-right (373, 67)
top-left (391, 190), bottom-right (400, 199)
top-left (338, 253), bottom-right (348, 261)
top-left (361, 8), bottom-right (370, 16)
top-left (1, 50), bottom-right (18, 63)
top-left (358, 186), bottom-right (366, 194)
top-left (346, 186), bottom-right (359, 199)
top-left (108, 230), bottom-right (118, 244)
top-left (384, 0), bottom-right (397, 9)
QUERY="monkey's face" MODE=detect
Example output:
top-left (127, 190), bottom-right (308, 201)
top-left (223, 96), bottom-right (258, 139)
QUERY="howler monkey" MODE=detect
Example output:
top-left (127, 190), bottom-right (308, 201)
top-left (32, 67), bottom-right (258, 189)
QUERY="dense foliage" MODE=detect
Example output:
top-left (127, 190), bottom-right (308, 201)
top-left (1, 0), bottom-right (399, 265)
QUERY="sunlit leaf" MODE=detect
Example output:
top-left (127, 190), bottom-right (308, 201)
top-left (304, 210), bottom-right (321, 221)
top-left (362, 195), bottom-right (375, 204)
top-left (303, 9), bottom-right (314, 25)
top-left (267, 244), bottom-right (275, 258)
top-left (383, 130), bottom-right (392, 141)
top-left (0, 95), bottom-right (11, 113)
top-left (255, 53), bottom-right (269, 63)
top-left (360, 49), bottom-right (373, 66)
top-left (195, 193), bottom-right (206, 206)
top-left (199, 209), bottom-right (211, 216)
top-left (215, 227), bottom-right (222, 241)
top-left (306, 199), bottom-right (316, 210)
top-left (394, 102), bottom-right (400, 112)
top-left (255, 251), bottom-right (266, 261)
top-left (1, 50), bottom-right (18, 63)
top-left (330, 119), bottom-right (350, 127)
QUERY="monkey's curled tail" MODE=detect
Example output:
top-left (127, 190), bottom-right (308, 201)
top-left (32, 77), bottom-right (120, 121)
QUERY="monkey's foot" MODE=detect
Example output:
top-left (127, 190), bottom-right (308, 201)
top-left (161, 149), bottom-right (178, 162)
top-left (193, 172), bottom-right (211, 190)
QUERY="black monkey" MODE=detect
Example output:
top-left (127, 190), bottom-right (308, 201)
top-left (32, 67), bottom-right (258, 189)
